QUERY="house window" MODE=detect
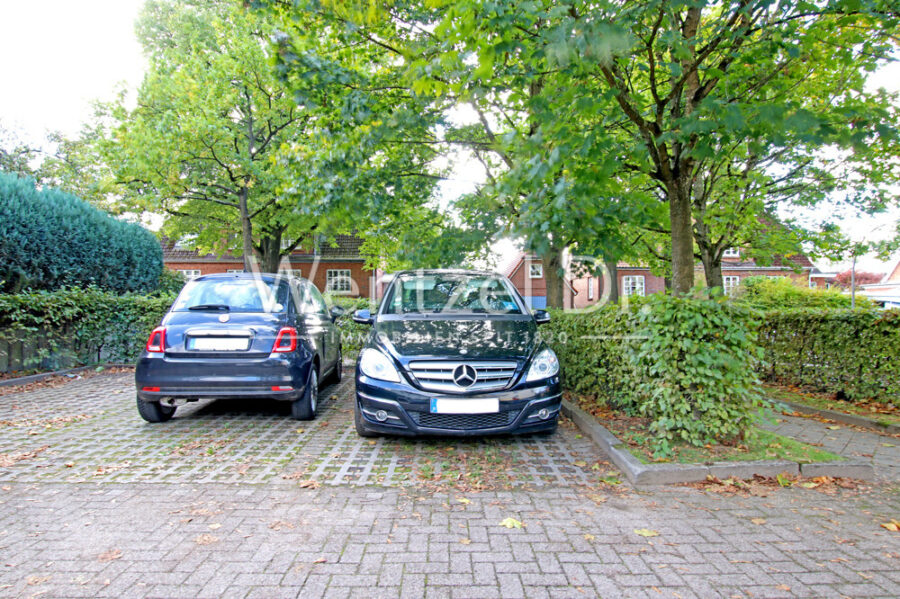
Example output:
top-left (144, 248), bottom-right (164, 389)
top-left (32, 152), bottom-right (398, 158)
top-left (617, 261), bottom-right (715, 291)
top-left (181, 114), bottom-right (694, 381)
top-left (177, 269), bottom-right (201, 279)
top-left (326, 269), bottom-right (353, 294)
top-left (809, 280), bottom-right (817, 289)
top-left (723, 275), bottom-right (741, 295)
top-left (587, 276), bottom-right (594, 301)
top-left (528, 262), bottom-right (543, 279)
top-left (281, 237), bottom-right (294, 251)
top-left (722, 248), bottom-right (740, 258)
top-left (622, 275), bottom-right (645, 297)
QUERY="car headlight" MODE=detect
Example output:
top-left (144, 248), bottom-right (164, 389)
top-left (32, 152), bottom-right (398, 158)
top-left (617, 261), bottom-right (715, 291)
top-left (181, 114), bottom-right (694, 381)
top-left (526, 348), bottom-right (559, 382)
top-left (359, 348), bottom-right (402, 383)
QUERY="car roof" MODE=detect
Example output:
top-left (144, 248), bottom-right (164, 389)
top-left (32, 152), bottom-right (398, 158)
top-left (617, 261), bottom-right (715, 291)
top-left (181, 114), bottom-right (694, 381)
top-left (392, 268), bottom-right (503, 278)
top-left (192, 272), bottom-right (308, 283)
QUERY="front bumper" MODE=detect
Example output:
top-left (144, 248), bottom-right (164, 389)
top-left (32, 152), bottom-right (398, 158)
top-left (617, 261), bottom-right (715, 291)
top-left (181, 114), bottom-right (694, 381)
top-left (355, 374), bottom-right (561, 437)
top-left (135, 352), bottom-right (312, 402)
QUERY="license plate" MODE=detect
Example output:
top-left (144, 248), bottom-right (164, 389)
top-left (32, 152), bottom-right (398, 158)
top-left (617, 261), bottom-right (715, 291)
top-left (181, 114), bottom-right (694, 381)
top-left (189, 337), bottom-right (250, 351)
top-left (430, 398), bottom-right (499, 414)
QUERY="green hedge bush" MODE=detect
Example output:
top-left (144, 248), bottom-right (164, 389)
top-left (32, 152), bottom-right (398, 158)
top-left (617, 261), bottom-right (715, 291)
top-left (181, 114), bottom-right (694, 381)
top-left (328, 295), bottom-right (376, 359)
top-left (0, 172), bottom-right (162, 293)
top-left (758, 309), bottom-right (900, 405)
top-left (0, 287), bottom-right (173, 370)
top-left (546, 293), bottom-right (766, 455)
top-left (734, 275), bottom-right (872, 310)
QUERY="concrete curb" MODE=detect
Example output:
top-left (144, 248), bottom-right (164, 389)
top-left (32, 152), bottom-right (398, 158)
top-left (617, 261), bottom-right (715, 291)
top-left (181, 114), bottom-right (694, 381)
top-left (0, 363), bottom-right (134, 388)
top-left (772, 397), bottom-right (900, 435)
top-left (561, 400), bottom-right (875, 487)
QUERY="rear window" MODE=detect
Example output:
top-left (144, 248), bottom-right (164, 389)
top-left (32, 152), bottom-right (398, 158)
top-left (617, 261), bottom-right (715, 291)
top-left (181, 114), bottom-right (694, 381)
top-left (384, 274), bottom-right (524, 315)
top-left (172, 278), bottom-right (290, 313)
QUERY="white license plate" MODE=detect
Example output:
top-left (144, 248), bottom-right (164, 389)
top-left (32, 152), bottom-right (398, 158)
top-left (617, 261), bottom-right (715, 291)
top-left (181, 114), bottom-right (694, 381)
top-left (430, 398), bottom-right (499, 414)
top-left (190, 337), bottom-right (250, 351)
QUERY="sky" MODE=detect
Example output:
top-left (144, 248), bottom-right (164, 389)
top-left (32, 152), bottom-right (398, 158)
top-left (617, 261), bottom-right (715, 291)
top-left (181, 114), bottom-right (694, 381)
top-left (1, 0), bottom-right (897, 275)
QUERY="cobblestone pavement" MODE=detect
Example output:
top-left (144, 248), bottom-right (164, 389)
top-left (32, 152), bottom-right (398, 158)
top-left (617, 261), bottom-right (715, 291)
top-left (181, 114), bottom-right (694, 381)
top-left (764, 414), bottom-right (900, 481)
top-left (0, 372), bottom-right (898, 599)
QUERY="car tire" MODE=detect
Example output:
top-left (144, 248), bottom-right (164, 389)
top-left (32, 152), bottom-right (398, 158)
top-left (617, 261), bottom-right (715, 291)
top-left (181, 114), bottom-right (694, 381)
top-left (136, 396), bottom-right (176, 423)
top-left (328, 347), bottom-right (343, 385)
top-left (291, 367), bottom-right (318, 421)
top-left (354, 403), bottom-right (378, 438)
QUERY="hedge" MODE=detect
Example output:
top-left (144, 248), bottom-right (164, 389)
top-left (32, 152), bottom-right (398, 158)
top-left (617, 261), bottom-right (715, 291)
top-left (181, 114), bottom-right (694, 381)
top-left (0, 172), bottom-right (162, 294)
top-left (545, 294), bottom-right (766, 455)
top-left (758, 309), bottom-right (900, 405)
top-left (0, 287), bottom-right (173, 370)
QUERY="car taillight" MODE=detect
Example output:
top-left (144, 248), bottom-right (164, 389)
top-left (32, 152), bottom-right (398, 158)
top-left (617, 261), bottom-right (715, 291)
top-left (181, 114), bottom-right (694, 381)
top-left (146, 327), bottom-right (166, 353)
top-left (273, 327), bottom-right (297, 353)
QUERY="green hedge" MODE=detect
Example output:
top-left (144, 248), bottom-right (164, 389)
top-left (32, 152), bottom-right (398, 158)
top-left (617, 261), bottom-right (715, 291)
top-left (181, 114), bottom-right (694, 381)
top-left (0, 172), bottom-right (162, 294)
top-left (734, 275), bottom-right (872, 310)
top-left (758, 309), bottom-right (900, 405)
top-left (0, 287), bottom-right (173, 370)
top-left (546, 294), bottom-right (765, 455)
top-left (329, 295), bottom-right (375, 359)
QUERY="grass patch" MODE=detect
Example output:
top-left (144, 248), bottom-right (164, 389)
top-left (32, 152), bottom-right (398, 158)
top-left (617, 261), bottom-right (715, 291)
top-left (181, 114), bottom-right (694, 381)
top-left (764, 384), bottom-right (900, 427)
top-left (574, 395), bottom-right (843, 465)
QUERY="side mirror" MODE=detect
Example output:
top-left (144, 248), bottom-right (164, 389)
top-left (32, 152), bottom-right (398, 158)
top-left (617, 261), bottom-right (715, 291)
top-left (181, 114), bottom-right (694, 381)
top-left (533, 309), bottom-right (551, 325)
top-left (352, 308), bottom-right (374, 325)
top-left (329, 305), bottom-right (345, 321)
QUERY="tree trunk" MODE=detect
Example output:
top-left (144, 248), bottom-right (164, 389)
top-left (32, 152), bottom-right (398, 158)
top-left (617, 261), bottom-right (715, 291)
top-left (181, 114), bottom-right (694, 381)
top-left (604, 259), bottom-right (619, 304)
top-left (700, 246), bottom-right (723, 292)
top-left (542, 246), bottom-right (566, 309)
top-left (668, 181), bottom-right (695, 294)
top-left (238, 187), bottom-right (256, 272)
top-left (256, 232), bottom-right (282, 273)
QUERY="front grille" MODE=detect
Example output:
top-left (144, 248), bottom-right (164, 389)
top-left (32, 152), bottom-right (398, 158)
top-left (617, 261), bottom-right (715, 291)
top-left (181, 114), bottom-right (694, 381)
top-left (410, 411), bottom-right (515, 430)
top-left (408, 361), bottom-right (518, 393)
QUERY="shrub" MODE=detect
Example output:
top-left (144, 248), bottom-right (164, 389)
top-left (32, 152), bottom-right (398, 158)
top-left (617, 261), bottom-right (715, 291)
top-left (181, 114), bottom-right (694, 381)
top-left (0, 172), bottom-right (162, 293)
top-left (0, 287), bottom-right (173, 370)
top-left (547, 293), bottom-right (766, 456)
top-left (154, 269), bottom-right (187, 296)
top-left (758, 308), bottom-right (900, 405)
top-left (734, 275), bottom-right (872, 310)
top-left (328, 295), bottom-right (376, 358)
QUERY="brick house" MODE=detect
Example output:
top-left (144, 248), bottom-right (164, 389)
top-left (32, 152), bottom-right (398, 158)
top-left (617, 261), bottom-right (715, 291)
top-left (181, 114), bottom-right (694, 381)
top-left (163, 234), bottom-right (376, 298)
top-left (503, 249), bottom-right (817, 309)
top-left (858, 259), bottom-right (900, 309)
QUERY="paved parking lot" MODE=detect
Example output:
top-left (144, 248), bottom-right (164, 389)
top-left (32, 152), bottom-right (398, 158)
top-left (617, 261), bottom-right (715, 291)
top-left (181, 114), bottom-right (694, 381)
top-left (1, 371), bottom-right (898, 598)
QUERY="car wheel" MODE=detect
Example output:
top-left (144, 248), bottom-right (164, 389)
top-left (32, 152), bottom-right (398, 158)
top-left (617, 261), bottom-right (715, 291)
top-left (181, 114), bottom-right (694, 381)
top-left (329, 347), bottom-right (343, 384)
top-left (291, 367), bottom-right (318, 421)
top-left (136, 396), bottom-right (176, 423)
top-left (354, 403), bottom-right (378, 438)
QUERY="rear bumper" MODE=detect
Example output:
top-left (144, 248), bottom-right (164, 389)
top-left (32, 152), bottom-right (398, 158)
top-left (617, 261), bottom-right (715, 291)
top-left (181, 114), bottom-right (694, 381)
top-left (355, 374), bottom-right (561, 437)
top-left (135, 352), bottom-right (312, 402)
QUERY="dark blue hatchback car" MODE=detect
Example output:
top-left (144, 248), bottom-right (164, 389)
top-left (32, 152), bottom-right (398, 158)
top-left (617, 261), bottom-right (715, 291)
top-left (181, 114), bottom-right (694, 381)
top-left (352, 270), bottom-right (561, 437)
top-left (135, 273), bottom-right (343, 422)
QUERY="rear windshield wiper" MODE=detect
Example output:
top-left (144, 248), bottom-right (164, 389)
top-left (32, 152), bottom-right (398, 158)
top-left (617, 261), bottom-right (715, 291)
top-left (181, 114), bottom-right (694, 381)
top-left (188, 304), bottom-right (230, 311)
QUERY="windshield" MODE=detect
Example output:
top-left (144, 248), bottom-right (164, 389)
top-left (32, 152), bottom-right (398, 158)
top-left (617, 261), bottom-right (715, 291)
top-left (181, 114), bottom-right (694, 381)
top-left (172, 278), bottom-right (290, 313)
top-left (384, 274), bottom-right (524, 315)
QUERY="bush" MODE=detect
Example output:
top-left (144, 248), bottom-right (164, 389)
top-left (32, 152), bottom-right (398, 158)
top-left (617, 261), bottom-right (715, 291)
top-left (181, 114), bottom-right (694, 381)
top-left (154, 269), bottom-right (187, 296)
top-left (734, 275), bottom-right (872, 310)
top-left (328, 295), bottom-right (376, 359)
top-left (758, 309), bottom-right (900, 405)
top-left (0, 287), bottom-right (173, 369)
top-left (547, 293), bottom-right (766, 455)
top-left (0, 172), bottom-right (162, 293)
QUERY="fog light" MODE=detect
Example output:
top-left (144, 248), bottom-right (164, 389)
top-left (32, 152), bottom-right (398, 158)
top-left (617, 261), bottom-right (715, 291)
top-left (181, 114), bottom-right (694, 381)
top-left (375, 410), bottom-right (389, 422)
top-left (537, 408), bottom-right (550, 420)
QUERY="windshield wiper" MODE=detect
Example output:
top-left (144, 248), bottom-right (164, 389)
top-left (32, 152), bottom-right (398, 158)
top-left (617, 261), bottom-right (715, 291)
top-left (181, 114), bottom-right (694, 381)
top-left (188, 304), bottom-right (230, 311)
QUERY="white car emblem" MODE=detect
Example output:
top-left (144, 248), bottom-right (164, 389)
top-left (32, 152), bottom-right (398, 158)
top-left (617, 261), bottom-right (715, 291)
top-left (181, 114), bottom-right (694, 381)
top-left (452, 364), bottom-right (477, 388)
top-left (218, 314), bottom-right (230, 323)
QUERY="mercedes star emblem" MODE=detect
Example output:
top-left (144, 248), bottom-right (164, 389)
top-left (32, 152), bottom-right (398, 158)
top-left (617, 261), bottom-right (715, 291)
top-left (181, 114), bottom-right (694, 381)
top-left (452, 364), bottom-right (477, 388)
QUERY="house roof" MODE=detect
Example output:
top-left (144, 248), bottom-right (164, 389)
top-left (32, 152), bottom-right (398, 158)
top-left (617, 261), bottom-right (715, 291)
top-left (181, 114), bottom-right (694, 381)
top-left (161, 234), bottom-right (365, 263)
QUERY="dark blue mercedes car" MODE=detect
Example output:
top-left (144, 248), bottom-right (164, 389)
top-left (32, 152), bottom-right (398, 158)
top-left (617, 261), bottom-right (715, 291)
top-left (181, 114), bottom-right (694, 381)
top-left (135, 273), bottom-right (343, 422)
top-left (352, 270), bottom-right (561, 437)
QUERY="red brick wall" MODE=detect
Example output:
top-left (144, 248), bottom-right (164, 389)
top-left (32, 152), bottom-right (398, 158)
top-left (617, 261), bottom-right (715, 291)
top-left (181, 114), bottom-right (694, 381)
top-left (164, 261), bottom-right (373, 298)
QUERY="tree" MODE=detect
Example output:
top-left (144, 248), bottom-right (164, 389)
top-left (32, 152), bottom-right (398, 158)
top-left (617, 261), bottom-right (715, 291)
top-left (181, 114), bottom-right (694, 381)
top-left (102, 0), bottom-right (445, 272)
top-left (834, 270), bottom-right (882, 288)
top-left (0, 121), bottom-right (41, 180)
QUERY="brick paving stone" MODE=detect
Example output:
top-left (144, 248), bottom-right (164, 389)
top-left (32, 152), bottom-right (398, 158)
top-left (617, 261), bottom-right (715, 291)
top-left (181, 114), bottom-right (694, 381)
top-left (0, 371), bottom-right (898, 598)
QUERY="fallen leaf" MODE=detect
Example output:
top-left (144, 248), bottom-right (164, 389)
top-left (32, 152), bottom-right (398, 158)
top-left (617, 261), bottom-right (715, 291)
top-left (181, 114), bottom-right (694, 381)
top-left (799, 481), bottom-right (820, 489)
top-left (634, 529), bottom-right (659, 538)
top-left (208, 523), bottom-right (221, 530)
top-left (298, 479), bottom-right (320, 489)
top-left (751, 518), bottom-right (767, 525)
top-left (313, 557), bottom-right (326, 564)
top-left (574, 460), bottom-right (587, 468)
top-left (826, 425), bottom-right (841, 430)
top-left (584, 533), bottom-right (595, 541)
top-left (456, 497), bottom-right (471, 505)
top-left (295, 428), bottom-right (304, 434)
top-left (97, 549), bottom-right (122, 563)
top-left (880, 519), bottom-right (900, 532)
top-left (882, 443), bottom-right (896, 448)
top-left (64, 462), bottom-right (75, 468)
top-left (776, 473), bottom-right (793, 488)
top-left (459, 538), bottom-right (471, 545)
top-left (775, 584), bottom-right (791, 591)
top-left (499, 517), bottom-right (523, 529)
top-left (194, 534), bottom-right (219, 545)
top-left (26, 576), bottom-right (50, 585)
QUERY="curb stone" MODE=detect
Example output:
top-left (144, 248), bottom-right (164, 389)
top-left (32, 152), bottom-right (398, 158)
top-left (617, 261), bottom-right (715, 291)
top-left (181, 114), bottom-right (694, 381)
top-left (561, 400), bottom-right (875, 486)
top-left (771, 397), bottom-right (900, 435)
top-left (0, 363), bottom-right (133, 388)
